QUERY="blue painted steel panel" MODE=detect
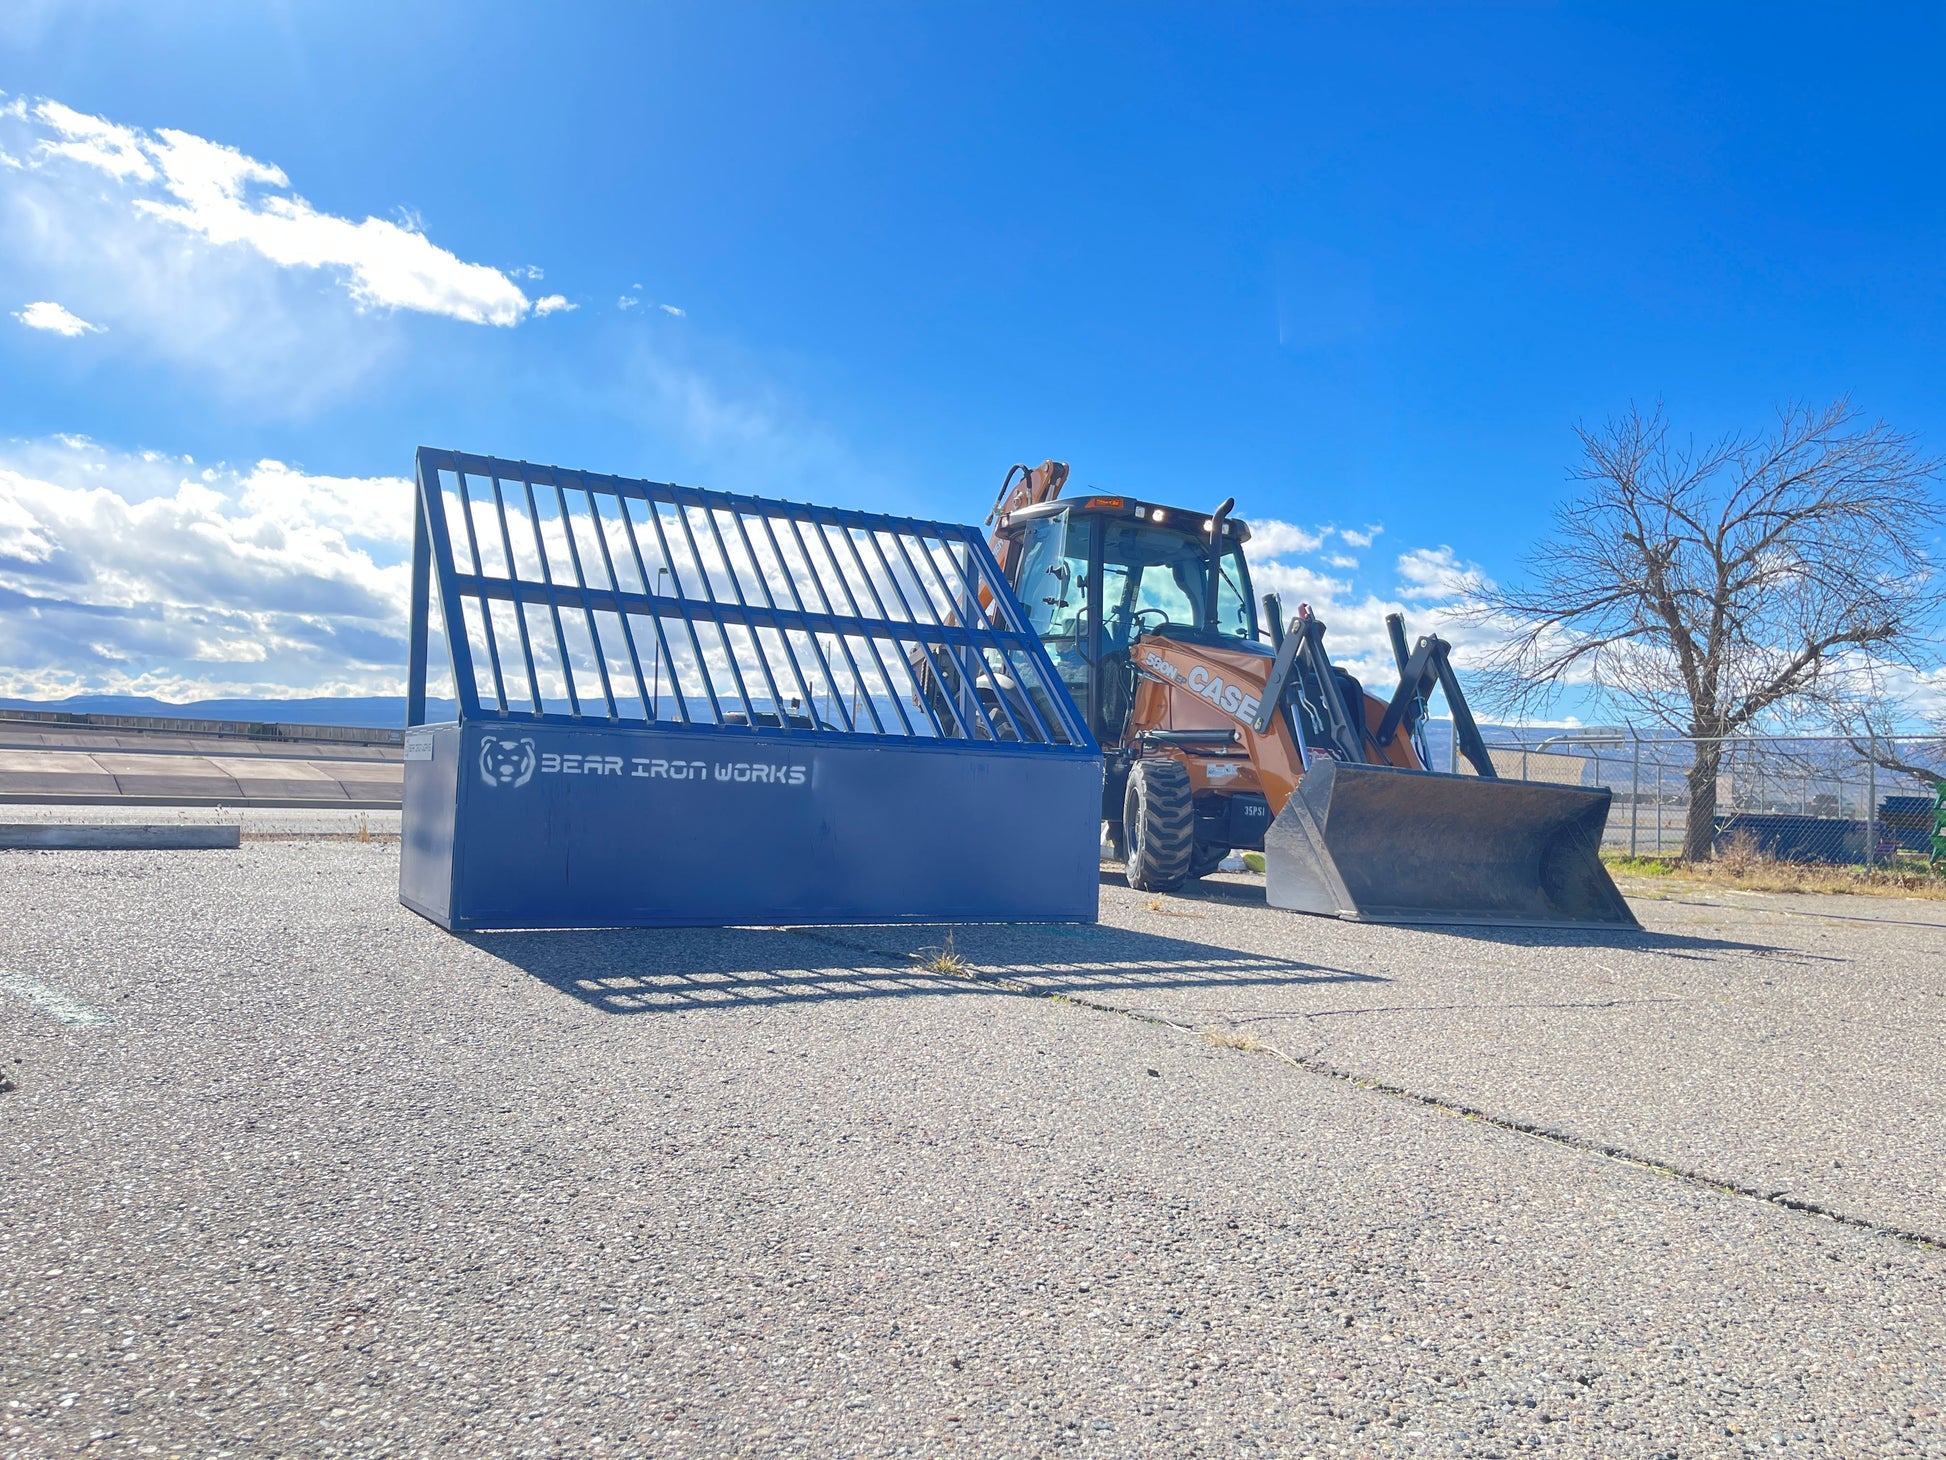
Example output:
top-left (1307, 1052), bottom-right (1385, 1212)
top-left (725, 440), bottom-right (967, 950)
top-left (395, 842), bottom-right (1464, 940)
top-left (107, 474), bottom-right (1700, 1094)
top-left (399, 724), bottom-right (459, 925)
top-left (402, 722), bottom-right (1099, 929)
top-left (400, 448), bottom-right (1101, 929)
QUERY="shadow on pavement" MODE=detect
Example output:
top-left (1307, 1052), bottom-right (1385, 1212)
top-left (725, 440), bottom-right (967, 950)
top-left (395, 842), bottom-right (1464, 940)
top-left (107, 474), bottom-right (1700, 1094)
top-left (465, 918), bottom-right (1383, 1017)
top-left (1102, 865), bottom-right (1799, 958)
top-left (1409, 921), bottom-right (1816, 959)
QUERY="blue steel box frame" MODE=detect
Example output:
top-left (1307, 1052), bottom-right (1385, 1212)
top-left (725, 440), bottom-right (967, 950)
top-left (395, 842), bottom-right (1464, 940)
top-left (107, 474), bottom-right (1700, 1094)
top-left (400, 448), bottom-right (1102, 930)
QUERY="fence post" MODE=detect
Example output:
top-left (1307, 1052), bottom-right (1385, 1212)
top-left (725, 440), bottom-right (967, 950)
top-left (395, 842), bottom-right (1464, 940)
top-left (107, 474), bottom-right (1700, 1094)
top-left (1866, 738), bottom-right (1878, 870)
top-left (1629, 724), bottom-right (1640, 859)
top-left (1656, 753), bottom-right (1665, 855)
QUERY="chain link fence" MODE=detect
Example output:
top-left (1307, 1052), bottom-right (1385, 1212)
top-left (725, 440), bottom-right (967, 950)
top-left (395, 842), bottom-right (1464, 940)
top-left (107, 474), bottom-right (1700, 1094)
top-left (1465, 729), bottom-right (1946, 866)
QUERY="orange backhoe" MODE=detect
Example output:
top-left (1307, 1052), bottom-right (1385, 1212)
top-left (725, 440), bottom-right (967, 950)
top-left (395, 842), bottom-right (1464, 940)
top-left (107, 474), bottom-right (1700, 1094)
top-left (983, 461), bottom-right (1636, 928)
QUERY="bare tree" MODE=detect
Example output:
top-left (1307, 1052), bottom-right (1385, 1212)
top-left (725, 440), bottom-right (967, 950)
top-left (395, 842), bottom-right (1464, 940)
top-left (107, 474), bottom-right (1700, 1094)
top-left (1838, 701), bottom-right (1946, 791)
top-left (1476, 399), bottom-right (1945, 860)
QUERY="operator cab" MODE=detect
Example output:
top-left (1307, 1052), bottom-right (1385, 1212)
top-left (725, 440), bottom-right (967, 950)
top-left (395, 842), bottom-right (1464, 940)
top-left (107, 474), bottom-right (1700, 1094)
top-left (997, 495), bottom-right (1263, 744)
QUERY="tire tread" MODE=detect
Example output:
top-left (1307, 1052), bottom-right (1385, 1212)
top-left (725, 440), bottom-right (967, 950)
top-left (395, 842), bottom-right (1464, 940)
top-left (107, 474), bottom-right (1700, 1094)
top-left (1124, 758), bottom-right (1195, 892)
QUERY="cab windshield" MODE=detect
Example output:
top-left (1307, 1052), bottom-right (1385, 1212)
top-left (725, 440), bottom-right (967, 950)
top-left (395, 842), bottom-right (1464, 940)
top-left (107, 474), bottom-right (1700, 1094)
top-left (1010, 511), bottom-right (1257, 646)
top-left (1100, 521), bottom-right (1254, 644)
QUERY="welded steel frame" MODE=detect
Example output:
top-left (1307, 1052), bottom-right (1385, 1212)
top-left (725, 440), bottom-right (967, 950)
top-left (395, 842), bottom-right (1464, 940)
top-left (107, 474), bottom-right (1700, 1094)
top-left (406, 448), bottom-right (1092, 753)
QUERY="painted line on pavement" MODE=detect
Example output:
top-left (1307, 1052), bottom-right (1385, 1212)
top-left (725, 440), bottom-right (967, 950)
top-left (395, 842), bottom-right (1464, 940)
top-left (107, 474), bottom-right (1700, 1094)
top-left (0, 969), bottom-right (114, 1027)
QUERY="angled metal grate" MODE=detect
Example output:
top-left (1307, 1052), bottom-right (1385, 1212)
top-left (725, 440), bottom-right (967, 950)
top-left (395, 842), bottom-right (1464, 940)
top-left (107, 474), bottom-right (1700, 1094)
top-left (406, 448), bottom-right (1094, 750)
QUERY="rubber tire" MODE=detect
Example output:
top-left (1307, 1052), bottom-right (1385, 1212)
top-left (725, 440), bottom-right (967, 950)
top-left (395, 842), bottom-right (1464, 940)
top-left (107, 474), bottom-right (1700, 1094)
top-left (1124, 759), bottom-right (1195, 892)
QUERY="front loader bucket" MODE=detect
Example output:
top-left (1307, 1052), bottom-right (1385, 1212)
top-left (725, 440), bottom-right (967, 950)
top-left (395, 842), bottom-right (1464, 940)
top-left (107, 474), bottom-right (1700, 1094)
top-left (1264, 760), bottom-right (1638, 929)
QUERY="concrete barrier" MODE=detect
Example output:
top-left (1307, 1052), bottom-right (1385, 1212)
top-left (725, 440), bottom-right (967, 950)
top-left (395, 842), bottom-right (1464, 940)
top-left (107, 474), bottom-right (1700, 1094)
top-left (0, 710), bottom-right (409, 839)
top-left (0, 735), bottom-right (403, 808)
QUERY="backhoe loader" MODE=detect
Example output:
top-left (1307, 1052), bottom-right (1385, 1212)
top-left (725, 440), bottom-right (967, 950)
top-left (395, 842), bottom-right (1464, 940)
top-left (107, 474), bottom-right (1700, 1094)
top-left (982, 461), bottom-right (1636, 928)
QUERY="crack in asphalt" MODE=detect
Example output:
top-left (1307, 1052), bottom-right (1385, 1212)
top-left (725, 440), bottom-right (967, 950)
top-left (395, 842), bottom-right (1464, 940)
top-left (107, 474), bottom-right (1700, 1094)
top-left (1241, 996), bottom-right (1685, 1022)
top-left (1658, 894), bottom-right (1946, 932)
top-left (785, 925), bottom-right (1945, 1254)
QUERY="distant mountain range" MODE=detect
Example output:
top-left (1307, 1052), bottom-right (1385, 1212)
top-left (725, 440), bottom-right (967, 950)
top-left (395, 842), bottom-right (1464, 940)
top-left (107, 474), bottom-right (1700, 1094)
top-left (0, 694), bottom-right (455, 728)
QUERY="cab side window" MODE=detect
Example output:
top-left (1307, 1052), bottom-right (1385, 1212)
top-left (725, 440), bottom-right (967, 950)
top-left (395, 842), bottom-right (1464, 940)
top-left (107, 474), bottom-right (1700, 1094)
top-left (1212, 546), bottom-right (1253, 639)
top-left (1013, 514), bottom-right (1087, 639)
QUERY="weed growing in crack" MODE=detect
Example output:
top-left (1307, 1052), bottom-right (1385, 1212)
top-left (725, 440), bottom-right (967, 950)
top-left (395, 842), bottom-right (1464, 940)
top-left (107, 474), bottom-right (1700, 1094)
top-left (913, 931), bottom-right (972, 978)
top-left (1203, 1026), bottom-right (1266, 1053)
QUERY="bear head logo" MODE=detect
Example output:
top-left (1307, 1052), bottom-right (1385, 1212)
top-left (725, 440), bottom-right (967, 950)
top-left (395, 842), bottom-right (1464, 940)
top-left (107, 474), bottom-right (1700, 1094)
top-left (478, 735), bottom-right (537, 789)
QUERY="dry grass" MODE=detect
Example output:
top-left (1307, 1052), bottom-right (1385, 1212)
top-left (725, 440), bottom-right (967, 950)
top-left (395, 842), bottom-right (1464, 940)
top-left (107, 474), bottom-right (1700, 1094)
top-left (912, 931), bottom-right (972, 978)
top-left (1605, 849), bottom-right (1946, 900)
top-left (1712, 829), bottom-right (1766, 877)
top-left (1202, 1026), bottom-right (1266, 1053)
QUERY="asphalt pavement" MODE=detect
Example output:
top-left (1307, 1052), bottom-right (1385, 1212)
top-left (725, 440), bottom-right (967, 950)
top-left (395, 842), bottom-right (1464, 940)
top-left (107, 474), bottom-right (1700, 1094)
top-left (1, 843), bottom-right (1941, 1458)
top-left (942, 870), bottom-right (1946, 1241)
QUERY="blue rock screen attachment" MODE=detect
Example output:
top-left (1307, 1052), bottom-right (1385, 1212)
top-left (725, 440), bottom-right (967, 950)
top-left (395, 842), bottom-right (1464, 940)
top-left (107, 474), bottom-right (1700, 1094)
top-left (400, 448), bottom-right (1102, 930)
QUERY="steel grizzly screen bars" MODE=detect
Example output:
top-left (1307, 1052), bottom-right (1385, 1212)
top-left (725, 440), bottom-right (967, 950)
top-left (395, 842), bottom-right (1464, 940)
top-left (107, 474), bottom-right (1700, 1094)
top-left (399, 448), bottom-right (1103, 930)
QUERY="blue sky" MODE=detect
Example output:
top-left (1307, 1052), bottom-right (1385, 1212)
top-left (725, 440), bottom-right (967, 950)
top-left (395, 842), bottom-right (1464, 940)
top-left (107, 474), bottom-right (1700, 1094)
top-left (1, 3), bottom-right (1942, 711)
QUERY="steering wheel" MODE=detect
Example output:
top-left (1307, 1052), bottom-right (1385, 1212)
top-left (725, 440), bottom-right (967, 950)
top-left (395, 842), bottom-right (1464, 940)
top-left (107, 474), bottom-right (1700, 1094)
top-left (1131, 607), bottom-right (1171, 637)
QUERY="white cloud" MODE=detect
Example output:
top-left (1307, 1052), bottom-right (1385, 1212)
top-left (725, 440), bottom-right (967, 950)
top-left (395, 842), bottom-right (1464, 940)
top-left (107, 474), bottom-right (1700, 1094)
top-left (658, 303), bottom-right (685, 317)
top-left (1396, 545), bottom-right (1486, 601)
top-left (1246, 519), bottom-right (1325, 556)
top-left (13, 299), bottom-right (100, 336)
top-left (618, 294), bottom-right (640, 310)
top-left (34, 99), bottom-right (154, 182)
top-left (511, 264), bottom-right (543, 281)
top-left (533, 293), bottom-right (575, 316)
top-left (1237, 517), bottom-right (1499, 686)
top-left (1890, 666), bottom-right (1946, 724)
top-left (0, 435), bottom-right (415, 699)
top-left (233, 457), bottom-right (414, 548)
top-left (121, 121), bottom-right (528, 325)
top-left (1253, 559), bottom-right (1353, 603)
top-left (1, 95), bottom-right (538, 347)
top-left (1, 158), bottom-right (393, 409)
